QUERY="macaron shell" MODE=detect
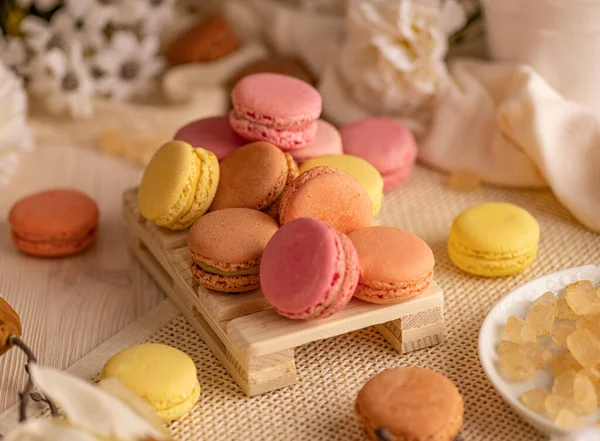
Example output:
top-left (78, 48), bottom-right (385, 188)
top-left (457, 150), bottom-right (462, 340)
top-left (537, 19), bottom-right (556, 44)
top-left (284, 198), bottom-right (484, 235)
top-left (355, 367), bottom-right (464, 441)
top-left (101, 344), bottom-right (199, 422)
top-left (138, 141), bottom-right (201, 228)
top-left (188, 208), bottom-right (279, 272)
top-left (341, 117), bottom-right (418, 175)
top-left (289, 119), bottom-right (343, 162)
top-left (279, 166), bottom-right (373, 234)
top-left (9, 189), bottom-right (99, 257)
top-left (229, 110), bottom-right (317, 149)
top-left (260, 218), bottom-right (344, 318)
top-left (210, 142), bottom-right (289, 212)
top-left (231, 73), bottom-right (322, 127)
top-left (448, 202), bottom-right (540, 254)
top-left (167, 148), bottom-right (220, 230)
top-left (299, 154), bottom-right (383, 216)
top-left (448, 242), bottom-right (537, 277)
top-left (173, 115), bottom-right (247, 160)
top-left (11, 229), bottom-right (98, 257)
top-left (313, 232), bottom-right (360, 319)
top-left (353, 271), bottom-right (433, 304)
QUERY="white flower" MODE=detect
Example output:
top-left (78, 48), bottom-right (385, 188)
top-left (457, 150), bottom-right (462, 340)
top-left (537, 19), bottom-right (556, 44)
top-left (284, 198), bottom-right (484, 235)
top-left (4, 364), bottom-right (170, 441)
top-left (29, 42), bottom-right (95, 119)
top-left (0, 62), bottom-right (33, 187)
top-left (20, 9), bottom-right (104, 56)
top-left (66, 0), bottom-right (149, 32)
top-left (16, 0), bottom-right (60, 12)
top-left (91, 31), bottom-right (164, 101)
top-left (339, 0), bottom-right (464, 115)
top-left (0, 30), bottom-right (28, 77)
top-left (140, 0), bottom-right (176, 37)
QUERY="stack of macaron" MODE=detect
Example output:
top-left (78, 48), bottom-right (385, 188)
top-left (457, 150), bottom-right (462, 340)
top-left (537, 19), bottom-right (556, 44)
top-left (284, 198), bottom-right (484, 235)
top-left (172, 73), bottom-right (416, 193)
top-left (137, 72), bottom-right (433, 320)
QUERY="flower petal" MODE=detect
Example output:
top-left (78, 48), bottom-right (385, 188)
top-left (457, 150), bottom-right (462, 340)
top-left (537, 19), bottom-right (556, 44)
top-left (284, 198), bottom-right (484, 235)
top-left (29, 365), bottom-right (169, 441)
top-left (4, 420), bottom-right (98, 441)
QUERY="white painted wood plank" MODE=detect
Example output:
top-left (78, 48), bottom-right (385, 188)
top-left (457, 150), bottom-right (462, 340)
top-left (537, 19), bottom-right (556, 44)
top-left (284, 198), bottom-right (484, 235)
top-left (0, 144), bottom-right (164, 413)
top-left (226, 282), bottom-right (444, 357)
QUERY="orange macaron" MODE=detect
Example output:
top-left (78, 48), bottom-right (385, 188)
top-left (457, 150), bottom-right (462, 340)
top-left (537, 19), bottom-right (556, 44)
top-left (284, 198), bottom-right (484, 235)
top-left (348, 226), bottom-right (434, 304)
top-left (9, 188), bottom-right (99, 257)
top-left (279, 166), bottom-right (373, 234)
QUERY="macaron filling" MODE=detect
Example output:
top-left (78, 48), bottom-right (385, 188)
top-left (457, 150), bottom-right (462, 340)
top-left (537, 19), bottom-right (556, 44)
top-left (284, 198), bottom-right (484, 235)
top-left (194, 261), bottom-right (260, 277)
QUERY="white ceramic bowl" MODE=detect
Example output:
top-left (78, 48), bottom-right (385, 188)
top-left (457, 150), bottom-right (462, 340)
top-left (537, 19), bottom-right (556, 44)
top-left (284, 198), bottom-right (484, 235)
top-left (479, 265), bottom-right (600, 436)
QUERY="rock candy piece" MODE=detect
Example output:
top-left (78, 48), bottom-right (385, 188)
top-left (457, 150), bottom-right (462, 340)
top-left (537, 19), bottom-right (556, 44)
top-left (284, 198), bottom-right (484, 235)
top-left (447, 170), bottom-right (481, 192)
top-left (555, 408), bottom-right (585, 429)
top-left (574, 372), bottom-right (597, 414)
top-left (576, 315), bottom-right (600, 338)
top-left (521, 342), bottom-right (552, 367)
top-left (498, 340), bottom-right (521, 355)
top-left (552, 370), bottom-right (576, 397)
top-left (499, 351), bottom-right (536, 381)
top-left (551, 353), bottom-right (583, 375)
top-left (552, 323), bottom-right (576, 348)
top-left (533, 292), bottom-right (558, 316)
top-left (504, 316), bottom-right (537, 345)
top-left (545, 395), bottom-right (578, 419)
top-left (557, 298), bottom-right (578, 321)
top-left (521, 388), bottom-right (551, 413)
top-left (567, 328), bottom-right (600, 367)
top-left (526, 305), bottom-right (555, 336)
top-left (580, 367), bottom-right (600, 406)
top-left (566, 280), bottom-right (600, 316)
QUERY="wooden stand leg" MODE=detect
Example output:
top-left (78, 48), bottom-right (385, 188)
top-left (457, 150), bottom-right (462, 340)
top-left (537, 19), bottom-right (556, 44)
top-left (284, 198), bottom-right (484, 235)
top-left (375, 305), bottom-right (444, 354)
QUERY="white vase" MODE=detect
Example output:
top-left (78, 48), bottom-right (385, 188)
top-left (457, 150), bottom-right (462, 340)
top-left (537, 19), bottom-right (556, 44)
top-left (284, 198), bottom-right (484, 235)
top-left (482, 0), bottom-right (600, 116)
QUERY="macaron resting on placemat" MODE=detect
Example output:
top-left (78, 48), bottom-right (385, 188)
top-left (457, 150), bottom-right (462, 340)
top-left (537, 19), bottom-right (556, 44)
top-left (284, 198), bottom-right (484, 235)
top-left (105, 165), bottom-right (600, 440)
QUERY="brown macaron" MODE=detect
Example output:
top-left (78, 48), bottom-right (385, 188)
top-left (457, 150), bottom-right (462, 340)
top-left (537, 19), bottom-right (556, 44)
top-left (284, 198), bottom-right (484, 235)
top-left (209, 142), bottom-right (299, 220)
top-left (188, 208), bottom-right (278, 293)
top-left (165, 15), bottom-right (240, 66)
top-left (355, 368), bottom-right (464, 441)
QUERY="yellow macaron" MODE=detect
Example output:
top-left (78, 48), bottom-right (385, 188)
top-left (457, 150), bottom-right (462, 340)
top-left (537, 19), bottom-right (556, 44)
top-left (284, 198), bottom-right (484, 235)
top-left (101, 343), bottom-right (200, 422)
top-left (299, 154), bottom-right (384, 215)
top-left (448, 202), bottom-right (540, 277)
top-left (138, 141), bottom-right (219, 230)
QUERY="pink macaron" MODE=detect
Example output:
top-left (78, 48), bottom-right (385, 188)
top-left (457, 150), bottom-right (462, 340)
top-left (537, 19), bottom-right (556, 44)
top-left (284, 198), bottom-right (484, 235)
top-left (289, 119), bottom-right (343, 164)
top-left (260, 217), bottom-right (360, 320)
top-left (341, 117), bottom-right (417, 193)
top-left (229, 73), bottom-right (322, 150)
top-left (173, 115), bottom-right (247, 161)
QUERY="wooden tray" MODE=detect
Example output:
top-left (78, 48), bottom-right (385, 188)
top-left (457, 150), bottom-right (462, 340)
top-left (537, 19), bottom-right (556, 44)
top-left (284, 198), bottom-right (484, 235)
top-left (123, 188), bottom-right (445, 396)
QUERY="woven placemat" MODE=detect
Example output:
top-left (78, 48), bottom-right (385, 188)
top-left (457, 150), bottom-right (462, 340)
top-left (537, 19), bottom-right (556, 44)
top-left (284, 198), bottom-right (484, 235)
top-left (29, 166), bottom-right (600, 440)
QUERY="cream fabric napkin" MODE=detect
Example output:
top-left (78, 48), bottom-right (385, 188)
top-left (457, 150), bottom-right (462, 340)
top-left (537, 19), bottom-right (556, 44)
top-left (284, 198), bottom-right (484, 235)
top-left (419, 59), bottom-right (600, 232)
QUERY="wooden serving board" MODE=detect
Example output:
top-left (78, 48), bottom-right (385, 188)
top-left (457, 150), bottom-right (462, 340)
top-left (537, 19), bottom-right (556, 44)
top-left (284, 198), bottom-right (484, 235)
top-left (122, 188), bottom-right (445, 396)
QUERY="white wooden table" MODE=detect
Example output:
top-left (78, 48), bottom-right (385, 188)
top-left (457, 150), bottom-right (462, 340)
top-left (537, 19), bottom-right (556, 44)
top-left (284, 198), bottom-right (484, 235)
top-left (0, 141), bottom-right (165, 413)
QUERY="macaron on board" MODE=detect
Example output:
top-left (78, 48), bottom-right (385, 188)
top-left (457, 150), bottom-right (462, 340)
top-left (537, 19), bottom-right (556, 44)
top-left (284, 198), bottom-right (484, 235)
top-left (122, 189), bottom-right (444, 396)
